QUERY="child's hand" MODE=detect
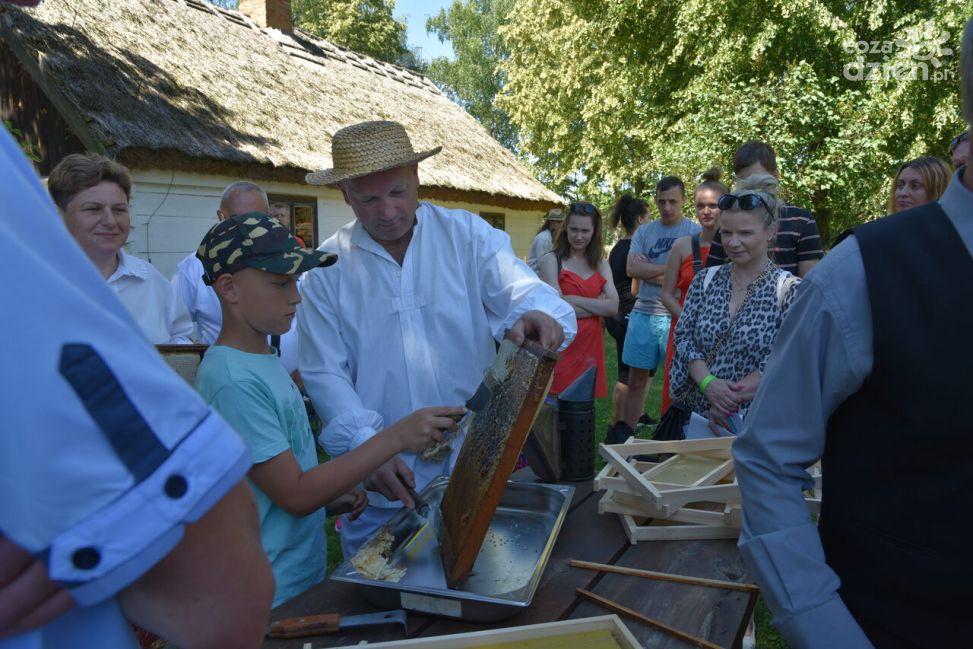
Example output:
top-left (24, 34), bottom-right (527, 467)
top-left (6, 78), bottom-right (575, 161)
top-left (327, 489), bottom-right (367, 520)
top-left (389, 406), bottom-right (467, 453)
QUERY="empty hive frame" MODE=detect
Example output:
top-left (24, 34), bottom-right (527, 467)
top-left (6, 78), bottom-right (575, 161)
top-left (596, 437), bottom-right (821, 543)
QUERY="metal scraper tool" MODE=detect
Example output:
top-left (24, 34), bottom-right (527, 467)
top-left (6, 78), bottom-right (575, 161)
top-left (419, 377), bottom-right (493, 462)
top-left (386, 488), bottom-right (440, 570)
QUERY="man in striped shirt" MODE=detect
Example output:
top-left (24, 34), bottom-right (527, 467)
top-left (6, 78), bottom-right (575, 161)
top-left (707, 141), bottom-right (824, 277)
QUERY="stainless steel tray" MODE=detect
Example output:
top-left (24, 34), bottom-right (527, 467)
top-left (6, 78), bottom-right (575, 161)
top-left (331, 478), bottom-right (575, 622)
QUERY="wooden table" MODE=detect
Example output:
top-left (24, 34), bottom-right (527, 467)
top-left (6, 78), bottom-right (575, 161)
top-left (264, 472), bottom-right (758, 649)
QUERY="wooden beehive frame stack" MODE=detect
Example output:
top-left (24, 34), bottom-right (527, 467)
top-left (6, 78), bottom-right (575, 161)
top-left (596, 437), bottom-right (821, 543)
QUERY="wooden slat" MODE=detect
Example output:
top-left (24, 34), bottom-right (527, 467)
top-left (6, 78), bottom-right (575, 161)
top-left (570, 539), bottom-right (756, 649)
top-left (569, 560), bottom-right (758, 594)
top-left (577, 588), bottom-right (724, 649)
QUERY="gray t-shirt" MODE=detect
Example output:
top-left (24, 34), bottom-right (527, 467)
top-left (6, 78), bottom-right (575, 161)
top-left (631, 218), bottom-right (701, 315)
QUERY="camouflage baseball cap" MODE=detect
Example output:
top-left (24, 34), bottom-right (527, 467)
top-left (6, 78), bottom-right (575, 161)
top-left (197, 212), bottom-right (337, 285)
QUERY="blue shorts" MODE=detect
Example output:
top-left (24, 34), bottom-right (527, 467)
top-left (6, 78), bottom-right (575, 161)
top-left (621, 312), bottom-right (671, 371)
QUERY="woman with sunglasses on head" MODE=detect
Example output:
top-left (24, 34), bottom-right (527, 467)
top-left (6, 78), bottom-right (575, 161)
top-left (670, 175), bottom-right (801, 435)
top-left (888, 156), bottom-right (951, 214)
top-left (539, 201), bottom-right (619, 399)
top-left (659, 167), bottom-right (728, 417)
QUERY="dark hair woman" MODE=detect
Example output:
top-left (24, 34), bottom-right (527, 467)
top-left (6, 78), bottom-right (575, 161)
top-left (659, 167), bottom-right (728, 415)
top-left (539, 201), bottom-right (618, 398)
top-left (603, 195), bottom-right (648, 437)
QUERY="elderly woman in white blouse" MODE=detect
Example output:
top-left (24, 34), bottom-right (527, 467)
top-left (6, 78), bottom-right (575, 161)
top-left (48, 153), bottom-right (192, 343)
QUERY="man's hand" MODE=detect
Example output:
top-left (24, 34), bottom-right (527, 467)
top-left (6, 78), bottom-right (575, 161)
top-left (506, 310), bottom-right (564, 350)
top-left (0, 534), bottom-right (74, 639)
top-left (363, 456), bottom-right (417, 508)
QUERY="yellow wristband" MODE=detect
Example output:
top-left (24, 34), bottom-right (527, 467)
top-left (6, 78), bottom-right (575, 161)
top-left (698, 374), bottom-right (716, 395)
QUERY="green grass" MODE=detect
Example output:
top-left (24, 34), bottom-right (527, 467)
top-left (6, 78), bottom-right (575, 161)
top-left (321, 331), bottom-right (788, 648)
top-left (596, 332), bottom-right (663, 448)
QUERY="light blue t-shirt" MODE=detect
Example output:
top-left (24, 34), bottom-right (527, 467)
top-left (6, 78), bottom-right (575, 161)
top-left (630, 218), bottom-right (701, 315)
top-left (196, 345), bottom-right (326, 607)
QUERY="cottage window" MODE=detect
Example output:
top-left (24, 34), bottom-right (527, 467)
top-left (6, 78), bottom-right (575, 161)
top-left (480, 211), bottom-right (506, 231)
top-left (269, 197), bottom-right (318, 247)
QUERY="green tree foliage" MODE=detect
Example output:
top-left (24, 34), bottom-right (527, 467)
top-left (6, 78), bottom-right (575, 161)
top-left (498, 0), bottom-right (968, 243)
top-left (292, 0), bottom-right (424, 71)
top-left (425, 0), bottom-right (518, 150)
top-left (3, 120), bottom-right (41, 162)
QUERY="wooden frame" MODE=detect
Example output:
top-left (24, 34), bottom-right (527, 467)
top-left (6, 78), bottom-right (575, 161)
top-left (156, 344), bottom-right (208, 385)
top-left (329, 615), bottom-right (642, 649)
top-left (595, 438), bottom-right (822, 542)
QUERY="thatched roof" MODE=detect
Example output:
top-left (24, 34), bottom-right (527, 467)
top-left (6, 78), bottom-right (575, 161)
top-left (1, 0), bottom-right (561, 208)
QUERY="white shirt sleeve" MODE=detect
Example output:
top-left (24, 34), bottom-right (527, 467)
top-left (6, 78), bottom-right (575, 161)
top-left (474, 220), bottom-right (576, 349)
top-left (0, 129), bottom-right (250, 609)
top-left (164, 282), bottom-right (194, 343)
top-left (170, 256), bottom-right (198, 319)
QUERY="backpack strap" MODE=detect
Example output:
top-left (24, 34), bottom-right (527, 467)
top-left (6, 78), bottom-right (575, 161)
top-left (776, 271), bottom-right (798, 309)
top-left (702, 265), bottom-right (719, 293)
top-left (690, 233), bottom-right (702, 274)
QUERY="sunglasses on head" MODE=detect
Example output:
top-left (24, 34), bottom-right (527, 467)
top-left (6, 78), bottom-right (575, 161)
top-left (718, 193), bottom-right (771, 212)
top-left (568, 201), bottom-right (597, 216)
top-left (950, 131), bottom-right (969, 152)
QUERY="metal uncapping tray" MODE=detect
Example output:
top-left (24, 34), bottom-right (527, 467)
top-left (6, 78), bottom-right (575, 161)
top-left (331, 478), bottom-right (574, 622)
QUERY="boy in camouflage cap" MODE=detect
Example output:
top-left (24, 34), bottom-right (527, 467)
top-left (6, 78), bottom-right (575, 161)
top-left (196, 211), bottom-right (336, 284)
top-left (193, 211), bottom-right (459, 606)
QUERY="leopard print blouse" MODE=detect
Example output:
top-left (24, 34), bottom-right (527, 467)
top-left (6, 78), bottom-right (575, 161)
top-left (669, 262), bottom-right (801, 415)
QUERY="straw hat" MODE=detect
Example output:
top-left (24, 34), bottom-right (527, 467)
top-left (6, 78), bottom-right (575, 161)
top-left (305, 120), bottom-right (442, 186)
top-left (546, 208), bottom-right (564, 221)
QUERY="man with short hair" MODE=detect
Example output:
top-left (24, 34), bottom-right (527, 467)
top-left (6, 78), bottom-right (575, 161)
top-left (269, 202), bottom-right (307, 246)
top-left (733, 16), bottom-right (973, 648)
top-left (706, 141), bottom-right (824, 277)
top-left (298, 120), bottom-right (576, 556)
top-left (614, 177), bottom-right (699, 440)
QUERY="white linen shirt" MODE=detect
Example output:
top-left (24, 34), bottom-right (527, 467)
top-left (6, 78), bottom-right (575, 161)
top-left (298, 202), bottom-right (576, 507)
top-left (171, 253), bottom-right (222, 344)
top-left (0, 127), bottom-right (249, 648)
top-left (108, 251), bottom-right (192, 344)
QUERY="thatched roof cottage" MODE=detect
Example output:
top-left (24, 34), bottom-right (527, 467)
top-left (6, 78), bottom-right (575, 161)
top-left (0, 0), bottom-right (561, 277)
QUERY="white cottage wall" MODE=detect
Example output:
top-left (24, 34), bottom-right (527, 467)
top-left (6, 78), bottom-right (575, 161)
top-left (420, 198), bottom-right (549, 261)
top-left (127, 170), bottom-right (550, 278)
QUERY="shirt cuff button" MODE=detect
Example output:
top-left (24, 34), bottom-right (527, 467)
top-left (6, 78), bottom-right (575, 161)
top-left (164, 474), bottom-right (189, 499)
top-left (72, 547), bottom-right (101, 570)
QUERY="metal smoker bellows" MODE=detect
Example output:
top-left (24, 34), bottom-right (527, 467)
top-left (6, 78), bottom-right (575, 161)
top-left (557, 365), bottom-right (597, 482)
